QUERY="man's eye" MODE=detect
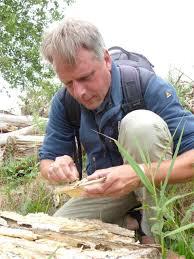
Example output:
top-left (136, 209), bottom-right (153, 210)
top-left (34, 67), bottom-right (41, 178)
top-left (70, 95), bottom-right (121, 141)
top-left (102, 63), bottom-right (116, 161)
top-left (80, 76), bottom-right (89, 82)
top-left (80, 71), bottom-right (95, 81)
top-left (65, 82), bottom-right (73, 88)
top-left (85, 74), bottom-right (92, 80)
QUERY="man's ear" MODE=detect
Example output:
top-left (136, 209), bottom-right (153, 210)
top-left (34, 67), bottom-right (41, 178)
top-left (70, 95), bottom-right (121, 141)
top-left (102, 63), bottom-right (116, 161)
top-left (104, 49), bottom-right (112, 71)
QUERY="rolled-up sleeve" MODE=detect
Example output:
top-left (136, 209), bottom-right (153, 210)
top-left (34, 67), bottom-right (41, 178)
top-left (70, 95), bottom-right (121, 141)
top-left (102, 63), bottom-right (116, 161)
top-left (39, 93), bottom-right (75, 160)
top-left (144, 75), bottom-right (194, 154)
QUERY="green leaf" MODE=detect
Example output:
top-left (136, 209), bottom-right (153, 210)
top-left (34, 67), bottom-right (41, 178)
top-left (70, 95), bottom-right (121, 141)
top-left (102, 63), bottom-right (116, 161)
top-left (113, 138), bottom-right (155, 194)
top-left (163, 223), bottom-right (194, 238)
top-left (92, 130), bottom-right (155, 194)
top-left (164, 192), bottom-right (194, 207)
top-left (181, 203), bottom-right (194, 226)
top-left (151, 221), bottom-right (164, 235)
top-left (160, 125), bottom-right (185, 197)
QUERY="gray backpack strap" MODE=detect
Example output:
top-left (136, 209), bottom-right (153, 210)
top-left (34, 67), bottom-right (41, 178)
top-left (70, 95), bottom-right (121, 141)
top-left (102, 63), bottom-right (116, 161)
top-left (119, 65), bottom-right (145, 114)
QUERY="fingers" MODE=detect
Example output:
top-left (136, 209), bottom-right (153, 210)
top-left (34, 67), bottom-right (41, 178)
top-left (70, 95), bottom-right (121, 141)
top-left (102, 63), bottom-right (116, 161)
top-left (83, 182), bottom-right (125, 198)
top-left (47, 155), bottom-right (79, 183)
top-left (84, 167), bottom-right (131, 198)
top-left (48, 163), bottom-right (66, 182)
top-left (69, 161), bottom-right (80, 180)
top-left (84, 173), bottom-right (117, 195)
top-left (87, 170), bottom-right (109, 181)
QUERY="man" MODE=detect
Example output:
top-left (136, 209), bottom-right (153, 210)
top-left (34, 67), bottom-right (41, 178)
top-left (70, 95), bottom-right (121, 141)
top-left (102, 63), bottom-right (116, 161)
top-left (39, 18), bottom-right (194, 243)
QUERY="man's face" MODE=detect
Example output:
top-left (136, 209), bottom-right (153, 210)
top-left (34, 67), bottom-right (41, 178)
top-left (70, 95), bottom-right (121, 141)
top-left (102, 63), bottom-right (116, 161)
top-left (53, 48), bottom-right (112, 110)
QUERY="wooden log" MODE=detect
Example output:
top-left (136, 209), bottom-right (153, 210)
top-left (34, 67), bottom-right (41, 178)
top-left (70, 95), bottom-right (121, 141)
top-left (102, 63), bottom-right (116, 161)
top-left (0, 122), bottom-right (18, 133)
top-left (3, 135), bottom-right (44, 160)
top-left (0, 114), bottom-right (48, 129)
top-left (0, 114), bottom-right (34, 127)
top-left (0, 211), bottom-right (161, 258)
top-left (0, 110), bottom-right (14, 115)
top-left (0, 125), bottom-right (41, 146)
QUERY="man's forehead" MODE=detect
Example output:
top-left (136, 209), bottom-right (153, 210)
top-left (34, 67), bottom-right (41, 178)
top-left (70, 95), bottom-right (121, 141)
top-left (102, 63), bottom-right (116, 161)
top-left (53, 48), bottom-right (96, 63)
top-left (54, 61), bottom-right (95, 84)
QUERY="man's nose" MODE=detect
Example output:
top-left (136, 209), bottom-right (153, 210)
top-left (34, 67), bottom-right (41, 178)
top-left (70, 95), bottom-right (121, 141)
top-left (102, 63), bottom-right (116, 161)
top-left (73, 81), bottom-right (86, 99)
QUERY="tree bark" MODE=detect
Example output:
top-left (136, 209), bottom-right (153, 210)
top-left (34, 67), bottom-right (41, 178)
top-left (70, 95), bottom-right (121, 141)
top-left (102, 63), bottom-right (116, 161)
top-left (0, 211), bottom-right (161, 258)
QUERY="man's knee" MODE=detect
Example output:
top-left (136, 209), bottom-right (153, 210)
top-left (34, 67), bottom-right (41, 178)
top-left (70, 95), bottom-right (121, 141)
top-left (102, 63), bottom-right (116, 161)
top-left (120, 110), bottom-right (168, 136)
top-left (118, 110), bottom-right (172, 162)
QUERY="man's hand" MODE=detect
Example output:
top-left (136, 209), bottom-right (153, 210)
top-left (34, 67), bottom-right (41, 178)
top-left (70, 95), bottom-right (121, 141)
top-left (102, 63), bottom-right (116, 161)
top-left (83, 165), bottom-right (141, 198)
top-left (46, 155), bottom-right (79, 183)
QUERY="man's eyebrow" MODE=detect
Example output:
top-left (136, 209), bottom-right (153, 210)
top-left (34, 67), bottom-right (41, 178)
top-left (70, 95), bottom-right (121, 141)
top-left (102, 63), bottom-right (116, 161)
top-left (79, 70), bottom-right (95, 80)
top-left (65, 71), bottom-right (95, 85)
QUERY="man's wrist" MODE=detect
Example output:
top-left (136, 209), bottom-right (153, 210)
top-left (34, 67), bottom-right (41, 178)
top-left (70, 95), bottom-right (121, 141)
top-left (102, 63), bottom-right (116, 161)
top-left (123, 164), bottom-right (142, 188)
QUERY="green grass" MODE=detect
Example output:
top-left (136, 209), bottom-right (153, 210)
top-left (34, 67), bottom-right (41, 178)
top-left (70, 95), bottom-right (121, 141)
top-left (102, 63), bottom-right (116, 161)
top-left (0, 156), bottom-right (55, 215)
top-left (168, 68), bottom-right (193, 111)
top-left (0, 156), bottom-right (39, 187)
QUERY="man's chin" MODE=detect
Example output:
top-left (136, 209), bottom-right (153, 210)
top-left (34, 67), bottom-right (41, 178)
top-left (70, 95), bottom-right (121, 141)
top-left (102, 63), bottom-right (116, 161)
top-left (84, 104), bottom-right (99, 110)
top-left (83, 101), bottom-right (102, 110)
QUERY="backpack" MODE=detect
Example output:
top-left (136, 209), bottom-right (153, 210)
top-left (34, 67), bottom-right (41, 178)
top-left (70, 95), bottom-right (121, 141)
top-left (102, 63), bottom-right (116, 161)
top-left (58, 46), bottom-right (155, 179)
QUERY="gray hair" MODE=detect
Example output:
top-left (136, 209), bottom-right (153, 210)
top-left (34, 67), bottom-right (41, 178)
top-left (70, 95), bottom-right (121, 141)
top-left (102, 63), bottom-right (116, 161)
top-left (41, 18), bottom-right (106, 65)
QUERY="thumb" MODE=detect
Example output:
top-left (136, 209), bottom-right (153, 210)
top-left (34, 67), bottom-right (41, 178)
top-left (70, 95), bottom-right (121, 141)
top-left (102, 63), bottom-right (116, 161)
top-left (70, 162), bottom-right (79, 179)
